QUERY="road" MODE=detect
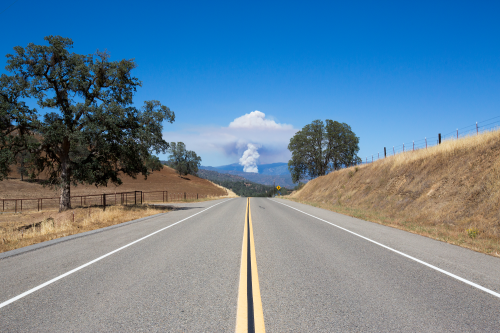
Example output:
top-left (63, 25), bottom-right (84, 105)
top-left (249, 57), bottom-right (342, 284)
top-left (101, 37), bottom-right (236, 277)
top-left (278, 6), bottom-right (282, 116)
top-left (0, 197), bottom-right (499, 332)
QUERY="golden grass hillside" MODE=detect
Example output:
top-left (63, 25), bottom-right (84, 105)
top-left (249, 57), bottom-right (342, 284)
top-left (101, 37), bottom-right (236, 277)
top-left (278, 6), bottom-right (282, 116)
top-left (289, 129), bottom-right (500, 257)
top-left (1, 165), bottom-right (227, 199)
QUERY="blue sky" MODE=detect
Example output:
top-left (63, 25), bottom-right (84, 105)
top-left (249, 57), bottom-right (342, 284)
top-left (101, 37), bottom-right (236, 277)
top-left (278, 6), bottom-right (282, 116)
top-left (1, 1), bottom-right (499, 167)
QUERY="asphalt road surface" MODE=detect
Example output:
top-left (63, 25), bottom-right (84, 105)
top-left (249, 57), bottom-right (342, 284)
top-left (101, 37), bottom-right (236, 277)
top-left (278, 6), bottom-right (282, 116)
top-left (1, 197), bottom-right (499, 332)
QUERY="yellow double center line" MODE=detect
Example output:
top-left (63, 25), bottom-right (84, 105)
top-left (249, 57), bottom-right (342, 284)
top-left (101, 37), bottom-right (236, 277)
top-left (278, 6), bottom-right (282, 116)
top-left (236, 198), bottom-right (265, 333)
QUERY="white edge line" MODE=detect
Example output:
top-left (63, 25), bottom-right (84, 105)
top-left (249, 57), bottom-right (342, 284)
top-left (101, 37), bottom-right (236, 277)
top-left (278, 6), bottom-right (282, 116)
top-left (0, 198), bottom-right (235, 309)
top-left (269, 198), bottom-right (500, 299)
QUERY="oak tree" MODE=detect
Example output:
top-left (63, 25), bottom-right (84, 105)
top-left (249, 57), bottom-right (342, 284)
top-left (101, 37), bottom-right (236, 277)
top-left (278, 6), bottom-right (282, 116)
top-left (288, 120), bottom-right (360, 183)
top-left (0, 36), bottom-right (175, 211)
top-left (167, 142), bottom-right (202, 176)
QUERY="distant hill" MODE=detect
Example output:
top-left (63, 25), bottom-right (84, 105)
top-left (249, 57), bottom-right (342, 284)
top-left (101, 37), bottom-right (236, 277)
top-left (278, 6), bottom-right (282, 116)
top-left (200, 162), bottom-right (298, 188)
top-left (197, 169), bottom-right (248, 183)
top-left (197, 169), bottom-right (290, 197)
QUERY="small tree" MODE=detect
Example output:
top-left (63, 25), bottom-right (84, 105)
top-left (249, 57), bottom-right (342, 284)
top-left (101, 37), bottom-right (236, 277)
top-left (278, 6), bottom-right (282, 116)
top-left (16, 150), bottom-right (32, 181)
top-left (167, 142), bottom-right (202, 176)
top-left (145, 155), bottom-right (163, 172)
top-left (0, 36), bottom-right (175, 211)
top-left (288, 119), bottom-right (360, 183)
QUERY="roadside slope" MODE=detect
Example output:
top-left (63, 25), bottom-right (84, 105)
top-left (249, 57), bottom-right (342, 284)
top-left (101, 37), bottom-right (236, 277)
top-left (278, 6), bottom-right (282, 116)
top-left (1, 165), bottom-right (226, 199)
top-left (289, 129), bottom-right (500, 256)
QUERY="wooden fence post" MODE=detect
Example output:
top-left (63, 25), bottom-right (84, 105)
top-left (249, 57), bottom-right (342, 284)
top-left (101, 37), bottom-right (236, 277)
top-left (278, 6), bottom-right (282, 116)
top-left (439, 133), bottom-right (441, 144)
top-left (384, 147), bottom-right (386, 158)
top-left (103, 194), bottom-right (106, 211)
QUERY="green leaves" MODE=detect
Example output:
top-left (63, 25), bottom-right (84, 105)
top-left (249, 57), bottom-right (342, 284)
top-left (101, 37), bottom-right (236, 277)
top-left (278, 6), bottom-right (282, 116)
top-left (167, 142), bottom-right (202, 176)
top-left (0, 36), bottom-right (174, 210)
top-left (288, 119), bottom-right (360, 183)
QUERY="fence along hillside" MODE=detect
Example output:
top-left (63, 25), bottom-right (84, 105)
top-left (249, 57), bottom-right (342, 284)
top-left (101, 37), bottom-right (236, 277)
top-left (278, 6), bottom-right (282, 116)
top-left (1, 165), bottom-right (227, 213)
top-left (359, 115), bottom-right (500, 164)
top-left (0, 190), bottom-right (226, 214)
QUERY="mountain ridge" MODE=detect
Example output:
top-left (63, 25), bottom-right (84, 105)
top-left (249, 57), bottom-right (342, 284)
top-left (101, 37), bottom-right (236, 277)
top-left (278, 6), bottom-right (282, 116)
top-left (199, 162), bottom-right (296, 188)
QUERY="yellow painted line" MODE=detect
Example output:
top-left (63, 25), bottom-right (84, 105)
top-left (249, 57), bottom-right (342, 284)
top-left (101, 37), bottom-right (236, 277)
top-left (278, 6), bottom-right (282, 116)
top-left (236, 198), bottom-right (266, 333)
top-left (235, 198), bottom-right (249, 332)
top-left (248, 198), bottom-right (266, 333)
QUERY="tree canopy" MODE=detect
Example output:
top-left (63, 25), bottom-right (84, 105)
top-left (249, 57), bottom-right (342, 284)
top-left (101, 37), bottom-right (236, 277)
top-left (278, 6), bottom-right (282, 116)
top-left (166, 142), bottom-right (202, 176)
top-left (0, 36), bottom-right (175, 211)
top-left (288, 119), bottom-right (360, 183)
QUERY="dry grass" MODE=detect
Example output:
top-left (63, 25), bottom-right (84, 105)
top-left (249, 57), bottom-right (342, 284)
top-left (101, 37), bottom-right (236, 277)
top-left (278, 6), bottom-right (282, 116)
top-left (289, 129), bottom-right (500, 257)
top-left (0, 205), bottom-right (169, 254)
top-left (208, 181), bottom-right (239, 198)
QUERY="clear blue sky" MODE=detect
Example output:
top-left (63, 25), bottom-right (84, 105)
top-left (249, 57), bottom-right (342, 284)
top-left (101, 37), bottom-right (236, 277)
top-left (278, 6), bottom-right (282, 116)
top-left (1, 1), bottom-right (499, 167)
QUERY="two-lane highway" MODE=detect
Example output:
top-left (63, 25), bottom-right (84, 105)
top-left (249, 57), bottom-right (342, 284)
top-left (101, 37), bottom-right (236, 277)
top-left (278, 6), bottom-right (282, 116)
top-left (0, 199), bottom-right (244, 331)
top-left (253, 198), bottom-right (500, 332)
top-left (1, 197), bottom-right (499, 332)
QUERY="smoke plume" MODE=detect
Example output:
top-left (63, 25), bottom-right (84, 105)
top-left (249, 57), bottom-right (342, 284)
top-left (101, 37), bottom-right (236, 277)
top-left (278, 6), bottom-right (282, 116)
top-left (239, 143), bottom-right (260, 173)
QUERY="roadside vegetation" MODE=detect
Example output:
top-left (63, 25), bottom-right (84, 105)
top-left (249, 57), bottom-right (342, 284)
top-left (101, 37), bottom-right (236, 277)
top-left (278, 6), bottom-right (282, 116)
top-left (287, 129), bottom-right (500, 257)
top-left (0, 205), bottom-right (169, 253)
top-left (288, 119), bottom-right (361, 183)
top-left (164, 142), bottom-right (202, 176)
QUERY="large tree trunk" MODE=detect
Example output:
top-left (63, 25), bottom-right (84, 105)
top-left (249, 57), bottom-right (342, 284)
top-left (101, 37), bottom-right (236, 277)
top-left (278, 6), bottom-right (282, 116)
top-left (59, 139), bottom-right (71, 212)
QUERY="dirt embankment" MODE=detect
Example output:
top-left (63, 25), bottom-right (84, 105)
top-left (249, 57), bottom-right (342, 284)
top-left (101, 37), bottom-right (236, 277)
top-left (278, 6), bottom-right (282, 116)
top-left (289, 129), bottom-right (500, 257)
top-left (1, 165), bottom-right (227, 199)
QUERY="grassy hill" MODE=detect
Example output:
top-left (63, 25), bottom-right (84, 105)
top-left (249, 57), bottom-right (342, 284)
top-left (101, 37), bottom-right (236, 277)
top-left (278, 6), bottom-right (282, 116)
top-left (289, 129), bottom-right (500, 257)
top-left (1, 165), bottom-right (227, 200)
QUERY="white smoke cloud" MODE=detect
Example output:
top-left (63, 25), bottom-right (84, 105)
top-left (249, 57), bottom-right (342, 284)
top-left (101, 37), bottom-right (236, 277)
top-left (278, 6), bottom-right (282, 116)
top-left (161, 110), bottom-right (298, 166)
top-left (239, 143), bottom-right (261, 173)
top-left (229, 111), bottom-right (293, 130)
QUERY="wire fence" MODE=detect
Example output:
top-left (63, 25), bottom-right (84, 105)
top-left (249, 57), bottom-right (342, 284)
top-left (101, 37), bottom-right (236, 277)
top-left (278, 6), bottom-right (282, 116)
top-left (358, 115), bottom-right (500, 165)
top-left (1, 190), bottom-right (226, 214)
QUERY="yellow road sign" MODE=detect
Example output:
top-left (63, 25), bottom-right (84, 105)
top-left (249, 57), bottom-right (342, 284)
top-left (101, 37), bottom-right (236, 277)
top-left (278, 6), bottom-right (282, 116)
top-left (276, 186), bottom-right (281, 191)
